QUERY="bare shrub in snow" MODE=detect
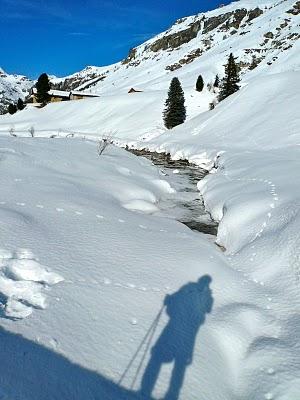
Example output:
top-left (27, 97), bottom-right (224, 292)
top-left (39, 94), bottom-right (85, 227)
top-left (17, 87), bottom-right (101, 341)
top-left (209, 100), bottom-right (217, 110)
top-left (9, 126), bottom-right (17, 137)
top-left (28, 126), bottom-right (35, 137)
top-left (97, 132), bottom-right (116, 156)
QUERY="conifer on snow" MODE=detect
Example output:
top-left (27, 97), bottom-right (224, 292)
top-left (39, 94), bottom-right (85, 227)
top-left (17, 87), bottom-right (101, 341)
top-left (163, 78), bottom-right (186, 129)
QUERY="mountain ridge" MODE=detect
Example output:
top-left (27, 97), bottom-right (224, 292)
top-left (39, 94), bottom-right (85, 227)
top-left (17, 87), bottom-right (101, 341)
top-left (1, 0), bottom-right (300, 113)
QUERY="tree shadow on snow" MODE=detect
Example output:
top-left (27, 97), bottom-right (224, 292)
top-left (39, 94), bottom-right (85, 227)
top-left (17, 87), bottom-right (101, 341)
top-left (0, 275), bottom-right (213, 400)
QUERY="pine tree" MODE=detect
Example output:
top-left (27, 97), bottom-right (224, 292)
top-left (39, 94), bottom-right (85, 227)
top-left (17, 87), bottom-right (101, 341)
top-left (213, 74), bottom-right (220, 88)
top-left (219, 53), bottom-right (240, 101)
top-left (17, 98), bottom-right (25, 111)
top-left (196, 75), bottom-right (204, 92)
top-left (8, 103), bottom-right (17, 115)
top-left (36, 73), bottom-right (51, 105)
top-left (163, 78), bottom-right (186, 129)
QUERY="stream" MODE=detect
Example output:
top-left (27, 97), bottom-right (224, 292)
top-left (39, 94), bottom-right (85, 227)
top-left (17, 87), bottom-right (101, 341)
top-left (128, 149), bottom-right (218, 236)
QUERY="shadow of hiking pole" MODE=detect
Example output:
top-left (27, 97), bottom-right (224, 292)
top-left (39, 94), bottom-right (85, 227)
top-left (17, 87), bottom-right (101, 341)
top-left (118, 306), bottom-right (164, 388)
top-left (140, 275), bottom-right (213, 400)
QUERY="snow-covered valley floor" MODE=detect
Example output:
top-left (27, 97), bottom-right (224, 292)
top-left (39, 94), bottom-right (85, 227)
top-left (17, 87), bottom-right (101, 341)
top-left (0, 136), bottom-right (298, 400)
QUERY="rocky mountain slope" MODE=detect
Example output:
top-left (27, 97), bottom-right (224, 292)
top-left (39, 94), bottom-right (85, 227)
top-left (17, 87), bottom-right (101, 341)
top-left (0, 68), bottom-right (33, 114)
top-left (52, 0), bottom-right (300, 94)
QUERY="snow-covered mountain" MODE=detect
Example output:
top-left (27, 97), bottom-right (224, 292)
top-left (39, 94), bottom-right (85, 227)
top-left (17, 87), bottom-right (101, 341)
top-left (0, 68), bottom-right (33, 114)
top-left (0, 0), bottom-right (300, 399)
top-left (52, 0), bottom-right (300, 94)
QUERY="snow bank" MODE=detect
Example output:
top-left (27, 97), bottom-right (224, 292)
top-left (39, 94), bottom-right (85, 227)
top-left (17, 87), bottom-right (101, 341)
top-left (0, 137), bottom-right (295, 399)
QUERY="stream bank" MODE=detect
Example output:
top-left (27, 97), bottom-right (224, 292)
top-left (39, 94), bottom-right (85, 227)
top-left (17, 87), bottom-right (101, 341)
top-left (127, 148), bottom-right (218, 236)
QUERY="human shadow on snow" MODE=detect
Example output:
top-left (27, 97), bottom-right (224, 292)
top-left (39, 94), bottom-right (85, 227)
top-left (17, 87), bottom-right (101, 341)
top-left (139, 275), bottom-right (213, 400)
top-left (0, 275), bottom-right (213, 400)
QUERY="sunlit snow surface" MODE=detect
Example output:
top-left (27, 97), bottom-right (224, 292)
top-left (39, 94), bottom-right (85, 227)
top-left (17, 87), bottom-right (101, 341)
top-left (0, 136), bottom-right (296, 399)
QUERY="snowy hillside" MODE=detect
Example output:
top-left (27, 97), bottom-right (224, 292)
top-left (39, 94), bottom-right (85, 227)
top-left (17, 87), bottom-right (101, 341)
top-left (0, 136), bottom-right (298, 400)
top-left (0, 69), bottom-right (33, 114)
top-left (52, 0), bottom-right (300, 94)
top-left (0, 0), bottom-right (299, 399)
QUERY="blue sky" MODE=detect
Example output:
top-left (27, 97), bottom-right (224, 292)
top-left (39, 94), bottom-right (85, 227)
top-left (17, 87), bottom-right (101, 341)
top-left (1, 0), bottom-right (232, 78)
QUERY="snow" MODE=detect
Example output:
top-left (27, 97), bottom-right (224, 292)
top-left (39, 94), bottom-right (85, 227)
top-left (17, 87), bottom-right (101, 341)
top-left (0, 0), bottom-right (299, 398)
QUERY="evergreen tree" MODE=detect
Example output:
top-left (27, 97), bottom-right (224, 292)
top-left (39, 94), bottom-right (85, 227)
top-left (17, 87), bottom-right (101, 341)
top-left (17, 98), bottom-right (25, 111)
top-left (219, 53), bottom-right (240, 101)
top-left (163, 78), bottom-right (186, 129)
top-left (8, 103), bottom-right (17, 115)
top-left (36, 73), bottom-right (51, 105)
top-left (213, 74), bottom-right (220, 88)
top-left (196, 75), bottom-right (204, 92)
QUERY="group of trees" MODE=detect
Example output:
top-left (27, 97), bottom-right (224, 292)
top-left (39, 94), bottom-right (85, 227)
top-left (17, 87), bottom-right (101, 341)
top-left (163, 52), bottom-right (240, 129)
top-left (8, 98), bottom-right (25, 115)
top-left (7, 73), bottom-right (51, 115)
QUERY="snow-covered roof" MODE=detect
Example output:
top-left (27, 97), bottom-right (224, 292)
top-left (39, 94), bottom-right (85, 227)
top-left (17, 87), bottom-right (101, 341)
top-left (30, 87), bottom-right (100, 98)
top-left (70, 91), bottom-right (100, 97)
top-left (49, 89), bottom-right (70, 98)
top-left (31, 88), bottom-right (70, 97)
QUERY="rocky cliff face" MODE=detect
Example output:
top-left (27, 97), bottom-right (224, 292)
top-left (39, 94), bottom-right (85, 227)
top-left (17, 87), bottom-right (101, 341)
top-left (0, 69), bottom-right (33, 114)
top-left (3, 0), bottom-right (300, 101)
top-left (51, 0), bottom-right (300, 95)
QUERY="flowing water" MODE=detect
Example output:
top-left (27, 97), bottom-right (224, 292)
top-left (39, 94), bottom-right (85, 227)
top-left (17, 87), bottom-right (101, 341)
top-left (128, 149), bottom-right (218, 236)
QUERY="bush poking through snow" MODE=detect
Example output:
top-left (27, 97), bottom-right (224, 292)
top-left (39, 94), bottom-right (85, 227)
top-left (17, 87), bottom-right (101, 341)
top-left (97, 132), bottom-right (115, 156)
top-left (28, 126), bottom-right (35, 138)
top-left (209, 100), bottom-right (217, 110)
top-left (9, 126), bottom-right (16, 137)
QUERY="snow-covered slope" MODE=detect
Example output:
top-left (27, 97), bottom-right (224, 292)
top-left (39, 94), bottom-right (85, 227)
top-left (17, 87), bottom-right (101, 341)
top-left (0, 0), bottom-right (299, 399)
top-left (0, 68), bottom-right (33, 114)
top-left (52, 0), bottom-right (300, 94)
top-left (0, 137), bottom-right (298, 400)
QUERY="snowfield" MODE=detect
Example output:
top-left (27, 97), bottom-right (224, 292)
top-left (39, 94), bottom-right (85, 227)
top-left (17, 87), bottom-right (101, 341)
top-left (0, 0), bottom-right (300, 398)
top-left (0, 136), bottom-right (297, 400)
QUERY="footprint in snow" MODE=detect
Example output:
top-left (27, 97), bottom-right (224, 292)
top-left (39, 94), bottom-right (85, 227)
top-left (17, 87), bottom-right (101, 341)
top-left (49, 338), bottom-right (59, 349)
top-left (126, 283), bottom-right (136, 289)
top-left (264, 393), bottom-right (274, 400)
top-left (139, 287), bottom-right (147, 291)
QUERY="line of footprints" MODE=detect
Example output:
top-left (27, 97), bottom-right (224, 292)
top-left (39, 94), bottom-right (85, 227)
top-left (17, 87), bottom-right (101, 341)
top-left (224, 176), bottom-right (280, 400)
top-left (226, 176), bottom-right (279, 304)
top-left (0, 197), bottom-right (184, 297)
